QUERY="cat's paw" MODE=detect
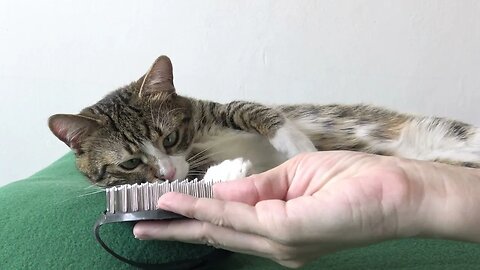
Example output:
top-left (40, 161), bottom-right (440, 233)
top-left (270, 122), bottom-right (317, 158)
top-left (203, 158), bottom-right (252, 183)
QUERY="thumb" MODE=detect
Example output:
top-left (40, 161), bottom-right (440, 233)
top-left (213, 158), bottom-right (297, 205)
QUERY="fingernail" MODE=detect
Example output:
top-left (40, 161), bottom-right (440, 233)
top-left (133, 224), bottom-right (148, 240)
top-left (133, 231), bottom-right (143, 240)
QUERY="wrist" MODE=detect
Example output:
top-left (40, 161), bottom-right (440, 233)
top-left (399, 160), bottom-right (480, 242)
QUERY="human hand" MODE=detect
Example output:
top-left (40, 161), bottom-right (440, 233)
top-left (133, 151), bottom-right (480, 268)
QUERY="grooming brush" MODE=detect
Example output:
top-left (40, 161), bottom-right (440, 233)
top-left (94, 179), bottom-right (231, 270)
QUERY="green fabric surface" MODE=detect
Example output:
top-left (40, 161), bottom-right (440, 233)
top-left (1, 153), bottom-right (480, 269)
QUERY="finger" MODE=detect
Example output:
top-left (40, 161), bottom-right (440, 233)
top-left (133, 219), bottom-right (275, 258)
top-left (157, 192), bottom-right (287, 237)
top-left (213, 157), bottom-right (300, 204)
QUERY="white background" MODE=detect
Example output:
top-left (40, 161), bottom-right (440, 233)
top-left (1, 1), bottom-right (479, 186)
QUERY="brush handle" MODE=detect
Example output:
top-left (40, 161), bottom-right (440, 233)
top-left (102, 210), bottom-right (185, 223)
top-left (94, 211), bottom-right (230, 269)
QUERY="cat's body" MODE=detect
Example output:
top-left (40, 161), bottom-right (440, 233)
top-left (49, 56), bottom-right (480, 187)
top-left (197, 103), bottom-right (480, 167)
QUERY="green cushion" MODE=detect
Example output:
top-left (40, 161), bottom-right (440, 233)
top-left (1, 153), bottom-right (480, 269)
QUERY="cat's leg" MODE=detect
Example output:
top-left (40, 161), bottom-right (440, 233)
top-left (203, 158), bottom-right (252, 183)
top-left (269, 119), bottom-right (317, 157)
top-left (201, 101), bottom-right (316, 158)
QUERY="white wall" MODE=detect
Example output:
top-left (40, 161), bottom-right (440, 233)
top-left (1, 1), bottom-right (479, 186)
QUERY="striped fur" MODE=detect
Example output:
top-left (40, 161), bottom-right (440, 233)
top-left (49, 56), bottom-right (480, 187)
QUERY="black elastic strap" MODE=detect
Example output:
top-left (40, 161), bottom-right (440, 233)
top-left (94, 210), bottom-right (231, 269)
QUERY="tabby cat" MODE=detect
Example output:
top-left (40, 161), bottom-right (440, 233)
top-left (49, 56), bottom-right (480, 187)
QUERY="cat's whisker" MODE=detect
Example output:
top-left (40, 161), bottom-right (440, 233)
top-left (187, 143), bottom-right (222, 162)
top-left (189, 155), bottom-right (223, 168)
top-left (52, 188), bottom-right (105, 206)
top-left (188, 155), bottom-right (214, 166)
top-left (189, 160), bottom-right (215, 169)
top-left (186, 170), bottom-right (207, 177)
top-left (187, 141), bottom-right (231, 163)
top-left (187, 152), bottom-right (211, 165)
top-left (75, 189), bottom-right (106, 198)
top-left (186, 151), bottom-right (207, 162)
top-left (186, 170), bottom-right (205, 175)
top-left (188, 148), bottom-right (232, 166)
top-left (189, 163), bottom-right (210, 170)
top-left (83, 184), bottom-right (102, 190)
top-left (188, 163), bottom-right (206, 170)
top-left (187, 170), bottom-right (206, 174)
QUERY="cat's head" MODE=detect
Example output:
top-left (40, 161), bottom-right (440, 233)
top-left (49, 56), bottom-right (196, 186)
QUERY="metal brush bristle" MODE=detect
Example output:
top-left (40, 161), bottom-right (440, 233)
top-left (105, 179), bottom-right (218, 214)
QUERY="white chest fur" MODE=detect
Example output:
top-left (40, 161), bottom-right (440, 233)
top-left (193, 130), bottom-right (287, 175)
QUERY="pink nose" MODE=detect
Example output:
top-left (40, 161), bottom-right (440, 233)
top-left (163, 168), bottom-right (176, 180)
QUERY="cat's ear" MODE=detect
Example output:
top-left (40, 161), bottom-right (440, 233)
top-left (138, 55), bottom-right (176, 97)
top-left (48, 114), bottom-right (101, 152)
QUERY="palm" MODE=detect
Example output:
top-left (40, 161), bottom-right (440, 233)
top-left (256, 152), bottom-right (411, 244)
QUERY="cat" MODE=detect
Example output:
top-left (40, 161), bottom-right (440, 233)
top-left (48, 55), bottom-right (480, 187)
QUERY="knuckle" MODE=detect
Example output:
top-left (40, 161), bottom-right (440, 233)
top-left (193, 198), bottom-right (228, 227)
top-left (198, 222), bottom-right (221, 248)
top-left (211, 215), bottom-right (226, 227)
top-left (212, 203), bottom-right (228, 227)
top-left (187, 199), bottom-right (200, 218)
top-left (198, 222), bottom-right (212, 237)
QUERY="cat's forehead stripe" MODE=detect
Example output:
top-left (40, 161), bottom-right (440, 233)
top-left (142, 141), bottom-right (163, 159)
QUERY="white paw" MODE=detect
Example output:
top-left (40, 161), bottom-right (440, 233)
top-left (203, 158), bottom-right (252, 183)
top-left (270, 122), bottom-right (316, 158)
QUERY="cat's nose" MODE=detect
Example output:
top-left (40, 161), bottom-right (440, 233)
top-left (164, 168), bottom-right (176, 180)
top-left (156, 168), bottom-right (176, 180)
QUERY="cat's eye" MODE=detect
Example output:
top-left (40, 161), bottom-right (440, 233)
top-left (163, 130), bottom-right (179, 148)
top-left (119, 158), bottom-right (142, 170)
